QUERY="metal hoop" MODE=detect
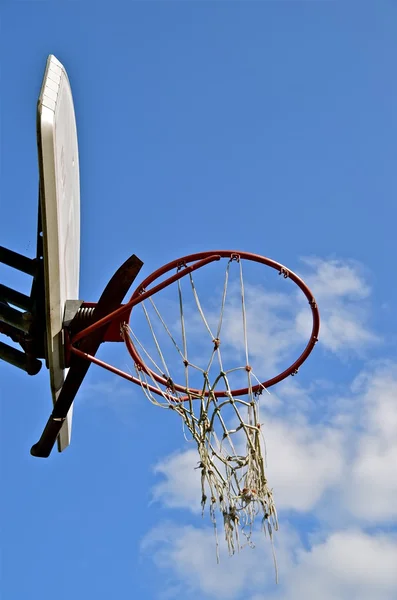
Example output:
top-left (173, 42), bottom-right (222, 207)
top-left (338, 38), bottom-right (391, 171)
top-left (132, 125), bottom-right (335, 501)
top-left (123, 250), bottom-right (320, 398)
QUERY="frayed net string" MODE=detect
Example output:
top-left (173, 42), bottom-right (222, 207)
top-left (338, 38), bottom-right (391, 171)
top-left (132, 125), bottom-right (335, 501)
top-left (122, 257), bottom-right (279, 582)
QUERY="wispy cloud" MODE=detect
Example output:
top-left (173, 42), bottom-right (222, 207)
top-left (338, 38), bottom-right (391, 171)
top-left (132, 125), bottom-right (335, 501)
top-left (141, 522), bottom-right (277, 599)
top-left (138, 256), bottom-right (396, 599)
top-left (342, 362), bottom-right (397, 523)
top-left (150, 361), bottom-right (397, 519)
top-left (280, 529), bottom-right (397, 600)
top-left (128, 257), bottom-right (378, 394)
top-left (300, 257), bottom-right (371, 301)
top-left (141, 523), bottom-right (397, 600)
top-left (144, 361), bottom-right (397, 598)
top-left (152, 450), bottom-right (202, 514)
top-left (297, 257), bottom-right (379, 353)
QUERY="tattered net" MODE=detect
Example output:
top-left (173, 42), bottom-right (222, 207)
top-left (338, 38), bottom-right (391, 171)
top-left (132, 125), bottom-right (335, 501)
top-left (120, 252), bottom-right (318, 582)
top-left (122, 255), bottom-right (279, 579)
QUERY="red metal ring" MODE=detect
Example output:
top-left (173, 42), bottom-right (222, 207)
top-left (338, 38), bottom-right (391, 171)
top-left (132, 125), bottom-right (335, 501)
top-left (123, 250), bottom-right (320, 398)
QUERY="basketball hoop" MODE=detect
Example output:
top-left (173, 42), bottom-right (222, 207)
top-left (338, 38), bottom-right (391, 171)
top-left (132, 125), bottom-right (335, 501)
top-left (1, 53), bottom-right (322, 581)
top-left (122, 251), bottom-right (319, 399)
top-left (67, 250), bottom-right (320, 578)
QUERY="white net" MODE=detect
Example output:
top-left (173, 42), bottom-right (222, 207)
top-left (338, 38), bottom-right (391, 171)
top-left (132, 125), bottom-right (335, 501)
top-left (122, 256), bottom-right (279, 579)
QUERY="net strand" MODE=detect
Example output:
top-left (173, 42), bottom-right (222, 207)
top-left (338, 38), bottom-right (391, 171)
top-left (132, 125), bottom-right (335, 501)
top-left (123, 258), bottom-right (279, 580)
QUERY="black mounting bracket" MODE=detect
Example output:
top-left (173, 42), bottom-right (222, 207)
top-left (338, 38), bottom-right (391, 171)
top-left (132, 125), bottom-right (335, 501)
top-left (30, 253), bottom-right (143, 458)
top-left (0, 202), bottom-right (46, 375)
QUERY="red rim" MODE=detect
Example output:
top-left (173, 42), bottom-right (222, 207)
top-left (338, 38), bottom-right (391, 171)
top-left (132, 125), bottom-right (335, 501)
top-left (123, 250), bottom-right (320, 398)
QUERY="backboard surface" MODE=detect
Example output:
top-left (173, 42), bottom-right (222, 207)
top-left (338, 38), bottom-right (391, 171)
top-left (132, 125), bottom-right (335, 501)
top-left (37, 55), bottom-right (80, 452)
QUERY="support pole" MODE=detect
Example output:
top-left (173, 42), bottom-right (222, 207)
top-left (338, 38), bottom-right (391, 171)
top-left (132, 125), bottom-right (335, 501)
top-left (0, 284), bottom-right (33, 311)
top-left (0, 302), bottom-right (32, 334)
top-left (0, 341), bottom-right (41, 375)
top-left (30, 254), bottom-right (144, 458)
top-left (0, 246), bottom-right (37, 276)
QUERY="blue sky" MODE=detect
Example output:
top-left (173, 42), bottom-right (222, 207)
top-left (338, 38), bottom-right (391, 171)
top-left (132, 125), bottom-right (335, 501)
top-left (1, 2), bottom-right (397, 599)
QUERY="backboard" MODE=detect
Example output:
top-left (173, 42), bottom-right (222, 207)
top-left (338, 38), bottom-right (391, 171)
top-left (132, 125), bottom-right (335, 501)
top-left (37, 55), bottom-right (80, 452)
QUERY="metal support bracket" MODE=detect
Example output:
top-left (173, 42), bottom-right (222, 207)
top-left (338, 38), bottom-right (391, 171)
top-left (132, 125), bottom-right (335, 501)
top-left (0, 203), bottom-right (46, 374)
top-left (30, 253), bottom-right (143, 458)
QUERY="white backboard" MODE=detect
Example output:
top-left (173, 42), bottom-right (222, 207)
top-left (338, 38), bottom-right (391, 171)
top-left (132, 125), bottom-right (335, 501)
top-left (37, 55), bottom-right (80, 452)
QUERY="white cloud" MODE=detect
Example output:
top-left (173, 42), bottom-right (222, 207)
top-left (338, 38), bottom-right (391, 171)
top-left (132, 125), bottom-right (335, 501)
top-left (151, 403), bottom-right (345, 516)
top-left (213, 256), bottom-right (379, 378)
top-left (141, 522), bottom-right (278, 599)
top-left (141, 258), bottom-right (396, 600)
top-left (282, 529), bottom-right (397, 600)
top-left (152, 449), bottom-right (202, 514)
top-left (260, 415), bottom-right (344, 511)
top-left (297, 307), bottom-right (377, 353)
top-left (300, 257), bottom-right (371, 301)
top-left (264, 362), bottom-right (397, 524)
top-left (352, 363), bottom-right (397, 442)
top-left (342, 363), bottom-right (397, 522)
top-left (296, 257), bottom-right (379, 353)
top-left (141, 524), bottom-right (397, 600)
top-left (147, 362), bottom-right (397, 599)
top-left (128, 256), bottom-right (378, 397)
top-left (151, 361), bottom-right (397, 521)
